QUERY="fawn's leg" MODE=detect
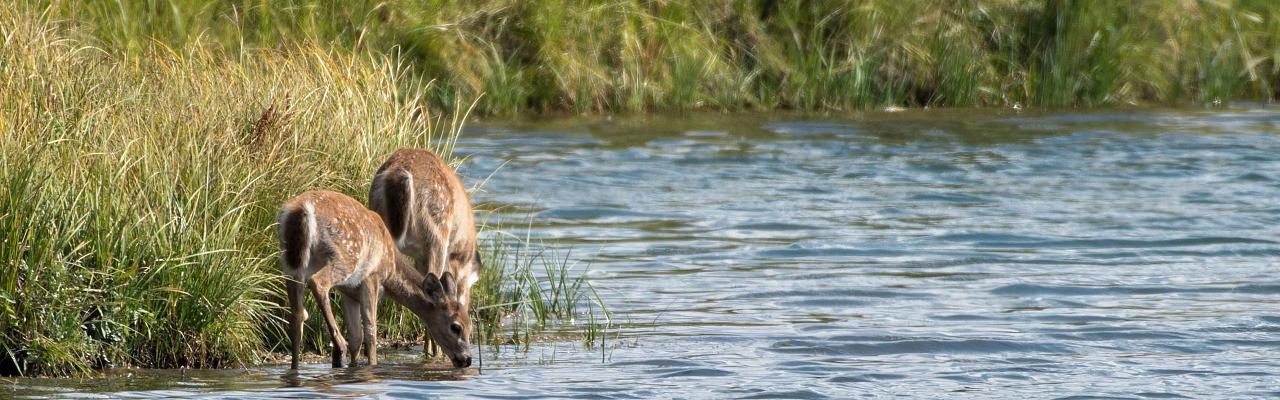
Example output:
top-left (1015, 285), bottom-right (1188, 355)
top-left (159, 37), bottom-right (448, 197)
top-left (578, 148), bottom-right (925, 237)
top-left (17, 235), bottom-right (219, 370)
top-left (418, 220), bottom-right (450, 358)
top-left (310, 282), bottom-right (347, 368)
top-left (341, 294), bottom-right (364, 367)
top-left (361, 284), bottom-right (380, 366)
top-left (287, 278), bottom-right (307, 370)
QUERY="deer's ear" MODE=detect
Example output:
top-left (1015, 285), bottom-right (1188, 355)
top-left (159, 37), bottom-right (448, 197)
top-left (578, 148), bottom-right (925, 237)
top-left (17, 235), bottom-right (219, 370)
top-left (440, 271), bottom-right (458, 298)
top-left (422, 272), bottom-right (446, 304)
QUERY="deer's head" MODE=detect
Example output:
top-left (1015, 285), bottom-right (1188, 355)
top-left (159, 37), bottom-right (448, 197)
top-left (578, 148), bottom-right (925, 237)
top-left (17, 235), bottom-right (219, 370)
top-left (422, 271), bottom-right (473, 368)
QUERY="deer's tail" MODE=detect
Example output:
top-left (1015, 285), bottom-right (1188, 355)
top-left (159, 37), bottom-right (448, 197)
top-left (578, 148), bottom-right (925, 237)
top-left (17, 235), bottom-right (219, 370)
top-left (279, 202), bottom-right (318, 275)
top-left (374, 168), bottom-right (415, 245)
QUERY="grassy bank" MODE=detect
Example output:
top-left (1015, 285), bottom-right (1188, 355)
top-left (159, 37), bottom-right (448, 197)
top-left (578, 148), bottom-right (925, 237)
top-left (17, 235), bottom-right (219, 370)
top-left (0, 10), bottom-right (598, 376)
top-left (27, 0), bottom-right (1280, 115)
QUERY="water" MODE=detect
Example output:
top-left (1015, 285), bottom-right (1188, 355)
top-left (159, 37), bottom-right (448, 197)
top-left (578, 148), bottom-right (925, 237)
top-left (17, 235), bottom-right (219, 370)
top-left (11, 108), bottom-right (1280, 398)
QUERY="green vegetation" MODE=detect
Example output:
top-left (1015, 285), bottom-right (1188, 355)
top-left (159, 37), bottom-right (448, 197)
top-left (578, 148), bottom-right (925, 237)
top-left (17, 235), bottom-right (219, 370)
top-left (470, 233), bottom-right (606, 352)
top-left (0, 9), bottom-right (599, 376)
top-left (26, 0), bottom-right (1280, 115)
top-left (5, 0), bottom-right (1278, 377)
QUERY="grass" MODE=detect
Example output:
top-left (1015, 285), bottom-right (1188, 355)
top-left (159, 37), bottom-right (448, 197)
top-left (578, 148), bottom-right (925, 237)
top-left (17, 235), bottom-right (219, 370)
top-left (470, 229), bottom-right (601, 352)
top-left (468, 234), bottom-right (615, 365)
top-left (0, 9), bottom-right (604, 377)
top-left (23, 0), bottom-right (1280, 115)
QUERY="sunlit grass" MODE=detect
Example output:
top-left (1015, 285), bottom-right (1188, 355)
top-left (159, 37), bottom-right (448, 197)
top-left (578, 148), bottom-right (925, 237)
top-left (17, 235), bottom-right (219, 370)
top-left (0, 9), bottom-right (604, 376)
top-left (27, 0), bottom-right (1280, 114)
top-left (470, 229), bottom-right (601, 351)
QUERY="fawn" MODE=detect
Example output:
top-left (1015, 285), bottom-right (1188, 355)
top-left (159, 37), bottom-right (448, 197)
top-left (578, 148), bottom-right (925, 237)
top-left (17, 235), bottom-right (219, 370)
top-left (368, 148), bottom-right (482, 353)
top-left (277, 190), bottom-right (472, 369)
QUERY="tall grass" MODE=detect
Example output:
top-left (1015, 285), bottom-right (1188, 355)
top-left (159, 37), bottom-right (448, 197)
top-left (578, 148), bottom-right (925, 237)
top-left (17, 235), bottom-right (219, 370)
top-left (0, 9), bottom-right (600, 376)
top-left (28, 0), bottom-right (1280, 115)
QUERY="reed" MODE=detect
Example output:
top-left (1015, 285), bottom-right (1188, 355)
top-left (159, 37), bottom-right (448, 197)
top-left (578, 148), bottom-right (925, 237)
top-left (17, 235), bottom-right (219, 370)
top-left (0, 9), bottom-right (601, 376)
top-left (28, 0), bottom-right (1280, 115)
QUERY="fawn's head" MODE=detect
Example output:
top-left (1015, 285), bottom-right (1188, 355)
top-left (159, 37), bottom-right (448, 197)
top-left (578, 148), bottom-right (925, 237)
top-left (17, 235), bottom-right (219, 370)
top-left (422, 271), bottom-right (473, 368)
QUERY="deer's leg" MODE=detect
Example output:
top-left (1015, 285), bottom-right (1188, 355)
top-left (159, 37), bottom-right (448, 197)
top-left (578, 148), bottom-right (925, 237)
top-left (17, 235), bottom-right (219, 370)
top-left (287, 278), bottom-right (307, 370)
top-left (361, 284), bottom-right (379, 366)
top-left (418, 219), bottom-right (450, 357)
top-left (434, 233), bottom-right (450, 281)
top-left (458, 283), bottom-right (473, 308)
top-left (340, 294), bottom-right (363, 367)
top-left (410, 218), bottom-right (451, 283)
top-left (310, 282), bottom-right (347, 368)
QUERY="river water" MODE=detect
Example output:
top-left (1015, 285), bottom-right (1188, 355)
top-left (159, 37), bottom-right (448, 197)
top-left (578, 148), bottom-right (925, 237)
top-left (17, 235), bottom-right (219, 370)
top-left (11, 108), bottom-right (1280, 398)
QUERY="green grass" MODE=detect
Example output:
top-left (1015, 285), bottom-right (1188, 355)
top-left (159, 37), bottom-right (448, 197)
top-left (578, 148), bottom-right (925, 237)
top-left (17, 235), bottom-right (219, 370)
top-left (469, 228), bottom-right (600, 352)
top-left (24, 0), bottom-right (1280, 115)
top-left (0, 9), bottom-right (603, 376)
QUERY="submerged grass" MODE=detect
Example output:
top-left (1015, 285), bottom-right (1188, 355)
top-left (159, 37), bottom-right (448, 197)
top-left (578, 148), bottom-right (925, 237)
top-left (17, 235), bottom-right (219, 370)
top-left (0, 9), bottom-right (603, 376)
top-left (26, 0), bottom-right (1280, 115)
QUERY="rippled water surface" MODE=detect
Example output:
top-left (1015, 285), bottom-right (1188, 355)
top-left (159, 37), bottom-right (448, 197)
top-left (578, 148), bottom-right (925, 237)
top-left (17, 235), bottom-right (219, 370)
top-left (12, 108), bottom-right (1280, 398)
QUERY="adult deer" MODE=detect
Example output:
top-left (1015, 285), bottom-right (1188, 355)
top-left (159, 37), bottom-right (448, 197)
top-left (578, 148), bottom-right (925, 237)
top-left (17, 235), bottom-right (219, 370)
top-left (277, 190), bottom-right (473, 369)
top-left (368, 149), bottom-right (483, 336)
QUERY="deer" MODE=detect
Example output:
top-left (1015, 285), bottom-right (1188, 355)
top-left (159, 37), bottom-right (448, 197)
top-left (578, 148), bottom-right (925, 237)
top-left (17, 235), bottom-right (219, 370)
top-left (277, 190), bottom-right (473, 369)
top-left (368, 148), bottom-right (482, 356)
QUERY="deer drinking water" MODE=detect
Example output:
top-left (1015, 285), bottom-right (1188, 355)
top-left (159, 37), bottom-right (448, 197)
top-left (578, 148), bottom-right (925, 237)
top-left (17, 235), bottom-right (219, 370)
top-left (277, 190), bottom-right (473, 369)
top-left (368, 148), bottom-right (483, 355)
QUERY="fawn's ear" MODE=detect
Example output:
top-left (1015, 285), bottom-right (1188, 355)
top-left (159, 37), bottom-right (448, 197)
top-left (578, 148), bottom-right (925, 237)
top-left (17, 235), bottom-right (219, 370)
top-left (440, 271), bottom-right (458, 298)
top-left (422, 272), bottom-right (447, 305)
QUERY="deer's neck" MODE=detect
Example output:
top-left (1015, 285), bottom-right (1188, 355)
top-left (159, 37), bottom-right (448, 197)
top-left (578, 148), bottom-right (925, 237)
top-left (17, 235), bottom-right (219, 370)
top-left (381, 256), bottom-right (433, 319)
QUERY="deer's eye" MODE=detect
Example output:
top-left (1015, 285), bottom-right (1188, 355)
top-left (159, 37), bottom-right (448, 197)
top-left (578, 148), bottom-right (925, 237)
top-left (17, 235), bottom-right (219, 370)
top-left (450, 322), bottom-right (463, 336)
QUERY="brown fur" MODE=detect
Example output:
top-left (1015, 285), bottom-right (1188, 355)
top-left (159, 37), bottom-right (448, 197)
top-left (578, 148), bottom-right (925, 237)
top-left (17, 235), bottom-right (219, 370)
top-left (368, 148), bottom-right (481, 307)
top-left (277, 190), bottom-right (472, 369)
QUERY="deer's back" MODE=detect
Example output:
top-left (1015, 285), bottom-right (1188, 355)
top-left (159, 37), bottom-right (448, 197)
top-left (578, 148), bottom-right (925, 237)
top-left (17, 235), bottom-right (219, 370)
top-left (369, 148), bottom-right (480, 289)
top-left (279, 190), bottom-right (396, 288)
